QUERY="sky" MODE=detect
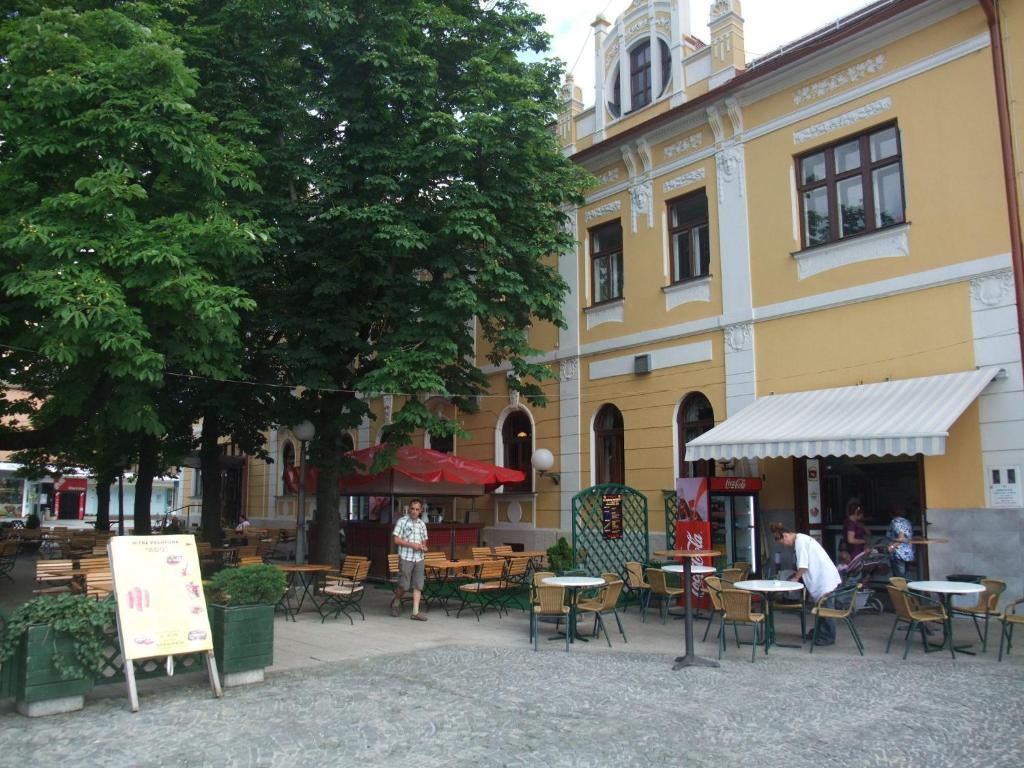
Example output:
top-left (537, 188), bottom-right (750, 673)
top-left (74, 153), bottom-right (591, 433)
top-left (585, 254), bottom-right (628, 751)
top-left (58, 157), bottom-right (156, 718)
top-left (525, 0), bottom-right (878, 103)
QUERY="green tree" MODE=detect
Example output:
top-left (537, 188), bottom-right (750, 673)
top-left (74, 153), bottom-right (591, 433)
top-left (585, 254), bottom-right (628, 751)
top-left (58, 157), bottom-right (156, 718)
top-left (0, 3), bottom-right (264, 461)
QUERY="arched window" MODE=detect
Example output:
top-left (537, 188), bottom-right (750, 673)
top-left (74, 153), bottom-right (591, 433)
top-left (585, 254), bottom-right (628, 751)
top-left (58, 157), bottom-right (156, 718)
top-left (609, 38), bottom-right (672, 117)
top-left (677, 393), bottom-right (715, 478)
top-left (501, 410), bottom-right (533, 493)
top-left (281, 441), bottom-right (296, 495)
top-left (595, 404), bottom-right (625, 485)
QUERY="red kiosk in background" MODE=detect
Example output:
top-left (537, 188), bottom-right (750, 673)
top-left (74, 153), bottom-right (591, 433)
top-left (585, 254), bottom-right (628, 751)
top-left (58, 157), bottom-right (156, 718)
top-left (675, 476), bottom-right (764, 607)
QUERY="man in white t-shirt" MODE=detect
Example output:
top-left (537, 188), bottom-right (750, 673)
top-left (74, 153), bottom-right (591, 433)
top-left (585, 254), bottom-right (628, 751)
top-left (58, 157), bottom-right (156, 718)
top-left (773, 525), bottom-right (842, 645)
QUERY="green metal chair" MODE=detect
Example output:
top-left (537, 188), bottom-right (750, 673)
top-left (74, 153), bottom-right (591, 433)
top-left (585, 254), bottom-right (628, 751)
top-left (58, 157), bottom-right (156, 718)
top-left (952, 578), bottom-right (1005, 653)
top-left (886, 585), bottom-right (951, 659)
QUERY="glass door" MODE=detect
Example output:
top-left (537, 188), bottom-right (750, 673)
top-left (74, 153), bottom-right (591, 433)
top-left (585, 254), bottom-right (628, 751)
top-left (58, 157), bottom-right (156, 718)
top-left (731, 494), bottom-right (757, 573)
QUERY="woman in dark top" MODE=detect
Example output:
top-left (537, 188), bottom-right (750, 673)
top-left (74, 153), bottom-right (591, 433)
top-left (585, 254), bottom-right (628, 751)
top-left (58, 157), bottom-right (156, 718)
top-left (842, 500), bottom-right (869, 559)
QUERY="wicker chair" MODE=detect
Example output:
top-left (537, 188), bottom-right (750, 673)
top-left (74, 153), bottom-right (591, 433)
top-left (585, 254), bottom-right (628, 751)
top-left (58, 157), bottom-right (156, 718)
top-left (732, 561), bottom-right (752, 580)
top-left (645, 567), bottom-right (684, 624)
top-left (772, 586), bottom-right (807, 639)
top-left (809, 583), bottom-right (863, 655)
top-left (531, 584), bottom-right (569, 651)
top-left (998, 597), bottom-right (1024, 661)
top-left (720, 567), bottom-right (743, 585)
top-left (578, 580), bottom-right (627, 646)
top-left (702, 576), bottom-right (726, 643)
top-left (622, 561), bottom-right (651, 619)
top-left (718, 588), bottom-right (766, 662)
top-left (886, 585), bottom-right (951, 659)
top-left (951, 578), bottom-right (1006, 653)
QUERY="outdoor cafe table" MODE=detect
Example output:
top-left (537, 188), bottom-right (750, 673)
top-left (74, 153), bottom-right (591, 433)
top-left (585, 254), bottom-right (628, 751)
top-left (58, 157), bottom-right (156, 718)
top-left (908, 579), bottom-right (986, 656)
top-left (277, 563), bottom-right (333, 620)
top-left (653, 549), bottom-right (721, 670)
top-left (542, 576), bottom-right (607, 644)
top-left (733, 579), bottom-right (806, 651)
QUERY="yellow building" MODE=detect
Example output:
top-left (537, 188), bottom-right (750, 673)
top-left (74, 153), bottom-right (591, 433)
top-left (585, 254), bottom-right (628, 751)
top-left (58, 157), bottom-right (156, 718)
top-left (230, 0), bottom-right (1022, 595)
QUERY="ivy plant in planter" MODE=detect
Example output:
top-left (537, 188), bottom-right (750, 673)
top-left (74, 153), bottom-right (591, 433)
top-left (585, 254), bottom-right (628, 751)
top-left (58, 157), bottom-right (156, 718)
top-left (0, 594), bottom-right (113, 716)
top-left (546, 537), bottom-right (576, 575)
top-left (205, 564), bottom-right (287, 686)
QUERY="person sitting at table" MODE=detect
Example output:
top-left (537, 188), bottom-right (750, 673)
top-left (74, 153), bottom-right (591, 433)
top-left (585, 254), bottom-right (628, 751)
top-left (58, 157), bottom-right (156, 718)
top-left (886, 504), bottom-right (915, 578)
top-left (770, 523), bottom-right (842, 646)
top-left (235, 515), bottom-right (251, 532)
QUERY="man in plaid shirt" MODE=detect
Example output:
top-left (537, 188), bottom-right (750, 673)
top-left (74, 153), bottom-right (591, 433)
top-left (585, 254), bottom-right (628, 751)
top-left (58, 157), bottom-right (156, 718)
top-left (391, 498), bottom-right (429, 620)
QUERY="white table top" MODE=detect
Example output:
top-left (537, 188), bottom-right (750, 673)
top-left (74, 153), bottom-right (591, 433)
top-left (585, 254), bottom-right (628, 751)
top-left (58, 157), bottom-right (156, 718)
top-left (907, 580), bottom-right (986, 595)
top-left (543, 576), bottom-right (607, 588)
top-left (733, 579), bottom-right (804, 593)
top-left (662, 564), bottom-right (716, 575)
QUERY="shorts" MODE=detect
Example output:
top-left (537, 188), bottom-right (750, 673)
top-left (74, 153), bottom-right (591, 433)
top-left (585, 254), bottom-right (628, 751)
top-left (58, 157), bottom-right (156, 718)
top-left (398, 558), bottom-right (425, 591)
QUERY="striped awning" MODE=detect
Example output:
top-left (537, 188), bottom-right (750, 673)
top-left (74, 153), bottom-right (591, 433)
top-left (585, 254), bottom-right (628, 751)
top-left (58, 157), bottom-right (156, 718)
top-left (686, 368), bottom-right (1003, 460)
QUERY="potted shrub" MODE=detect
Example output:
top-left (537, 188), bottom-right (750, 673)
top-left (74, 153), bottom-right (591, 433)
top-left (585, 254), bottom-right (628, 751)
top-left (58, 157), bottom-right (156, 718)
top-left (546, 537), bottom-right (576, 575)
top-left (205, 564), bottom-right (286, 687)
top-left (0, 594), bottom-right (113, 716)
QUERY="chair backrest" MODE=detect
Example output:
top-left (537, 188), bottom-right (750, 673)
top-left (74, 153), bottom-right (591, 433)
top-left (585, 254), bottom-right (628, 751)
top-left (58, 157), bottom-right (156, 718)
top-left (237, 555), bottom-right (264, 567)
top-left (624, 561), bottom-right (649, 588)
top-left (533, 570), bottom-right (555, 587)
top-left (887, 585), bottom-right (915, 620)
top-left (720, 588), bottom-right (754, 621)
top-left (816, 584), bottom-right (859, 617)
top-left (599, 580), bottom-right (625, 610)
top-left (387, 554), bottom-right (401, 578)
top-left (79, 557), bottom-right (110, 573)
top-left (721, 567), bottom-right (742, 585)
top-left (601, 572), bottom-right (619, 583)
top-left (889, 576), bottom-right (908, 589)
top-left (732, 561), bottom-right (752, 579)
top-left (424, 551), bottom-right (446, 563)
top-left (704, 576), bottom-right (725, 611)
top-left (350, 559), bottom-right (371, 582)
top-left (478, 559), bottom-right (505, 581)
top-left (506, 557), bottom-right (529, 578)
top-left (339, 555), bottom-right (369, 580)
top-left (646, 567), bottom-right (669, 594)
top-left (535, 584), bottom-right (567, 614)
top-left (471, 546), bottom-right (493, 560)
top-left (979, 579), bottom-right (1006, 611)
top-left (493, 545), bottom-right (514, 557)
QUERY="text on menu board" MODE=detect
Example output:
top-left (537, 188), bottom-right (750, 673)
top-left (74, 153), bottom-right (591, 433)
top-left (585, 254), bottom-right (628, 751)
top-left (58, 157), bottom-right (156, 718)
top-left (108, 535), bottom-right (213, 661)
top-left (602, 493), bottom-right (623, 540)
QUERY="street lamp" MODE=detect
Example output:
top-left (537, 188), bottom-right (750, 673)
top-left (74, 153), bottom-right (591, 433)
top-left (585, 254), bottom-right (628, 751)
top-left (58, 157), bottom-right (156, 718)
top-left (531, 448), bottom-right (560, 485)
top-left (292, 421), bottom-right (315, 564)
top-left (116, 454), bottom-right (130, 536)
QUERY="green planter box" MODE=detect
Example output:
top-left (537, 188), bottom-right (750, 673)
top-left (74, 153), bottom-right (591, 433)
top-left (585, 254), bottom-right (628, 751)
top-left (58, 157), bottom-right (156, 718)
top-left (209, 604), bottom-right (275, 674)
top-left (11, 625), bottom-right (94, 712)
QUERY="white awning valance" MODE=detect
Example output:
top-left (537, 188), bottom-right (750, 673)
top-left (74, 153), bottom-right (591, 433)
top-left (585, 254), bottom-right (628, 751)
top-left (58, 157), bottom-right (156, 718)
top-left (686, 368), bottom-right (1003, 460)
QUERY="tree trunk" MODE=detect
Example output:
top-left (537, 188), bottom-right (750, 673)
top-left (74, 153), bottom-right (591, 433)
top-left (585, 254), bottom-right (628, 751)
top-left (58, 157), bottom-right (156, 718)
top-left (133, 434), bottom-right (158, 535)
top-left (94, 469), bottom-right (115, 531)
top-left (199, 407), bottom-right (224, 546)
top-left (313, 422), bottom-right (342, 567)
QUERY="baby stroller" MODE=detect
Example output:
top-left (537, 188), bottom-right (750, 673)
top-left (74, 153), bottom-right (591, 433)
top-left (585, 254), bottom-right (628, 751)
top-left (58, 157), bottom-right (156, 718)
top-left (838, 541), bottom-right (889, 613)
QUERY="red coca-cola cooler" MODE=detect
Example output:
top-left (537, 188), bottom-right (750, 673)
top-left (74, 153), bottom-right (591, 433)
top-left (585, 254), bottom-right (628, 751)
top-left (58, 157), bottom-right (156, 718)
top-left (676, 476), bottom-right (763, 581)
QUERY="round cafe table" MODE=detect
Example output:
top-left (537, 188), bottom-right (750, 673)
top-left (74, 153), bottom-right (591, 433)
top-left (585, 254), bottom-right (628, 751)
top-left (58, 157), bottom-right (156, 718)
top-left (542, 576), bottom-right (607, 644)
top-left (908, 580), bottom-right (986, 656)
top-left (733, 580), bottom-right (805, 651)
top-left (653, 550), bottom-right (721, 670)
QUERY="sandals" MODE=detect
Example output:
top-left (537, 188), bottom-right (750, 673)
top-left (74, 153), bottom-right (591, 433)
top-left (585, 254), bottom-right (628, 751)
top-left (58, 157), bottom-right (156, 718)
top-left (410, 613), bottom-right (428, 622)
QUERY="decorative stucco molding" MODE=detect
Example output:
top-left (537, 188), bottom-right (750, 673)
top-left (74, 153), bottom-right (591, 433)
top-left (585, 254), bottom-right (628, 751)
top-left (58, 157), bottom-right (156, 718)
top-left (585, 299), bottom-right (625, 330)
top-left (710, 0), bottom-right (734, 22)
top-left (585, 200), bottom-right (621, 223)
top-left (725, 97), bottom-right (743, 136)
top-left (793, 223), bottom-right (910, 280)
top-left (664, 131), bottom-right (703, 159)
top-left (663, 277), bottom-right (712, 310)
top-left (596, 167), bottom-right (620, 185)
top-left (663, 168), bottom-right (707, 194)
top-left (706, 104), bottom-right (726, 144)
top-left (970, 269), bottom-right (1015, 309)
top-left (724, 323), bottom-right (752, 352)
top-left (715, 147), bottom-right (744, 205)
top-left (794, 54), bottom-right (887, 106)
top-left (630, 181), bottom-right (654, 233)
top-left (559, 356), bottom-right (579, 382)
top-left (793, 97), bottom-right (893, 144)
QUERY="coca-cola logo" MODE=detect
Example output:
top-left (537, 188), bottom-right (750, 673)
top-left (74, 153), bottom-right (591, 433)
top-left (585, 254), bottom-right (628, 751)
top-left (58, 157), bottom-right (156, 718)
top-left (723, 478), bottom-right (746, 489)
top-left (686, 531), bottom-right (704, 548)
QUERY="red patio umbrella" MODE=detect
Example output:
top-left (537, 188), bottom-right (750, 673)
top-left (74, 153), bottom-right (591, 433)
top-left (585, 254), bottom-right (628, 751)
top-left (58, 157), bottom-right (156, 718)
top-left (338, 445), bottom-right (525, 495)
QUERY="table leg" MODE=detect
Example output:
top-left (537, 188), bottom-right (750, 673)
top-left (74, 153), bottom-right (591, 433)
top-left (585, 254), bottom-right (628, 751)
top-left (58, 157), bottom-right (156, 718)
top-left (672, 561), bottom-right (719, 670)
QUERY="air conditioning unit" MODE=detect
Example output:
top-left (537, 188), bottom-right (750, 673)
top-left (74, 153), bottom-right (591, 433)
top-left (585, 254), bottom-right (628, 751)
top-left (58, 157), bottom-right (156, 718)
top-left (634, 354), bottom-right (652, 375)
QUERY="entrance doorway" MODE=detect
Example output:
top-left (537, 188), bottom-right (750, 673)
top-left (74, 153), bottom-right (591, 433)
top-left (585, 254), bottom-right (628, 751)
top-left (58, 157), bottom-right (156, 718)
top-left (821, 455), bottom-right (924, 567)
top-left (57, 491), bottom-right (83, 520)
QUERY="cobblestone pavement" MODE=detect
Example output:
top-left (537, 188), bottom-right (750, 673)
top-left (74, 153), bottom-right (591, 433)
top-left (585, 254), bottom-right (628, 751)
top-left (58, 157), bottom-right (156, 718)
top-left (2, 644), bottom-right (1022, 768)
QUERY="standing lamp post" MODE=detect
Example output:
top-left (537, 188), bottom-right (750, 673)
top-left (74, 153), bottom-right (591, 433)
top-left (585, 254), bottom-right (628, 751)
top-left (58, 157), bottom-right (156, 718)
top-left (116, 455), bottom-right (129, 536)
top-left (292, 421), bottom-right (315, 564)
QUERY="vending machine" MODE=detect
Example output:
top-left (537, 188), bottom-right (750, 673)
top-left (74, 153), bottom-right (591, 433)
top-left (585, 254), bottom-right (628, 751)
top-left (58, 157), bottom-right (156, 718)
top-left (707, 477), bottom-right (762, 574)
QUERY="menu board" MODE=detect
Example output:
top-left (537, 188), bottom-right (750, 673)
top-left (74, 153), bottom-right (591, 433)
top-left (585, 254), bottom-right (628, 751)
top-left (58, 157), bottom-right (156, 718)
top-left (601, 493), bottom-right (623, 540)
top-left (108, 535), bottom-right (213, 661)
